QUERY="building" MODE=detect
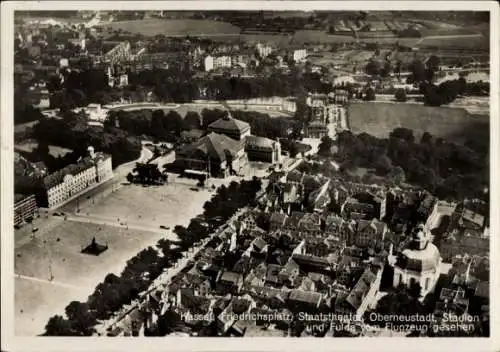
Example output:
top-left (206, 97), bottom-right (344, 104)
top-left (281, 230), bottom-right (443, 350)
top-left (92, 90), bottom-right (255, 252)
top-left (354, 219), bottom-right (387, 250)
top-left (176, 132), bottom-right (247, 178)
top-left (256, 43), bottom-right (273, 58)
top-left (42, 147), bottom-right (113, 209)
top-left (440, 233), bottom-right (489, 262)
top-left (287, 289), bottom-right (322, 310)
top-left (213, 55), bottom-right (232, 69)
top-left (216, 270), bottom-right (244, 295)
top-left (293, 49), bottom-right (307, 63)
top-left (14, 194), bottom-right (38, 227)
top-left (102, 41), bottom-right (131, 64)
top-left (208, 115), bottom-right (251, 141)
top-left (204, 55), bottom-right (214, 72)
top-left (304, 120), bottom-right (329, 139)
top-left (393, 224), bottom-right (442, 298)
top-left (336, 267), bottom-right (382, 319)
top-left (245, 135), bottom-right (281, 164)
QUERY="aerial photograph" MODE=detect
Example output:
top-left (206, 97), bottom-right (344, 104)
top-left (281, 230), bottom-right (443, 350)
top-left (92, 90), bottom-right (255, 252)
top-left (12, 9), bottom-right (490, 338)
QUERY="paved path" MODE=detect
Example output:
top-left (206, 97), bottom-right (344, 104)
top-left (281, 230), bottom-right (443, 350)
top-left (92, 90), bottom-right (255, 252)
top-left (16, 274), bottom-right (91, 291)
top-left (64, 214), bottom-right (170, 236)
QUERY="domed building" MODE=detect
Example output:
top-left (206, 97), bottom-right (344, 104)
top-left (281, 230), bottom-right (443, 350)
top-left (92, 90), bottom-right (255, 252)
top-left (393, 224), bottom-right (442, 298)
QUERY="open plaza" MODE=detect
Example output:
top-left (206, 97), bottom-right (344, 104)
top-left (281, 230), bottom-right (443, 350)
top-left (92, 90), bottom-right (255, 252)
top-left (14, 180), bottom-right (218, 335)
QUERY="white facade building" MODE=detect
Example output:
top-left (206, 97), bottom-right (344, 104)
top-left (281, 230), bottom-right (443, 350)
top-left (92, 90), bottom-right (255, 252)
top-left (43, 147), bottom-right (113, 209)
top-left (256, 43), bottom-right (273, 58)
top-left (204, 55), bottom-right (214, 72)
top-left (293, 49), bottom-right (307, 63)
top-left (393, 224), bottom-right (442, 299)
top-left (214, 55), bottom-right (232, 69)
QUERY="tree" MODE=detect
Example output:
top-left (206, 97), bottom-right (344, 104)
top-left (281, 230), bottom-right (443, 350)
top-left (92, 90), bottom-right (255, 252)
top-left (410, 59), bottom-right (427, 83)
top-left (363, 87), bottom-right (376, 101)
top-left (420, 132), bottom-right (433, 144)
top-left (380, 60), bottom-right (392, 77)
top-left (164, 110), bottom-right (183, 136)
top-left (394, 89), bottom-right (407, 102)
top-left (318, 136), bottom-right (334, 157)
top-left (65, 301), bottom-right (96, 336)
top-left (183, 111), bottom-right (201, 130)
top-left (45, 315), bottom-right (74, 336)
top-left (365, 60), bottom-right (381, 76)
top-left (36, 141), bottom-right (50, 156)
top-left (150, 109), bottom-right (167, 139)
top-left (374, 155), bottom-right (393, 175)
top-left (426, 55), bottom-right (440, 73)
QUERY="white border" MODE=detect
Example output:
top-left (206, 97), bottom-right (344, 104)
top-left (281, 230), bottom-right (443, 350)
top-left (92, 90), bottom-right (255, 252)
top-left (1, 2), bottom-right (499, 352)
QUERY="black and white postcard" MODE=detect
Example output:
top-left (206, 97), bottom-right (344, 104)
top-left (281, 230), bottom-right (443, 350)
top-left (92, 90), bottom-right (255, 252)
top-left (1, 1), bottom-right (498, 351)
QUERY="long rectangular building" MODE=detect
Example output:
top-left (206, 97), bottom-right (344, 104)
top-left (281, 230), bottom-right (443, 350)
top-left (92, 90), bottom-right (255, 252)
top-left (14, 194), bottom-right (38, 226)
top-left (42, 148), bottom-right (113, 209)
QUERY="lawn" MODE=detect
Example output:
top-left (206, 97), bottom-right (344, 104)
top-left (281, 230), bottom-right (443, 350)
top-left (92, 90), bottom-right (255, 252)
top-left (347, 102), bottom-right (489, 145)
top-left (100, 19), bottom-right (240, 37)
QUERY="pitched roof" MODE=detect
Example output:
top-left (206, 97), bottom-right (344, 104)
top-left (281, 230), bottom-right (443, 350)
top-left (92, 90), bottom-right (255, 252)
top-left (178, 132), bottom-right (243, 162)
top-left (357, 219), bottom-right (386, 236)
top-left (220, 270), bottom-right (243, 284)
top-left (288, 289), bottom-right (322, 306)
top-left (245, 135), bottom-right (277, 150)
top-left (270, 212), bottom-right (288, 227)
top-left (345, 268), bottom-right (377, 311)
top-left (208, 116), bottom-right (250, 133)
top-left (286, 170), bottom-right (303, 183)
top-left (42, 155), bottom-right (99, 189)
top-left (252, 237), bottom-right (268, 252)
top-left (292, 253), bottom-right (330, 267)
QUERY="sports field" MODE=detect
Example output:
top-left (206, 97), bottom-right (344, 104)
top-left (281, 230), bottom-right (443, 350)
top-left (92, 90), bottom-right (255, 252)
top-left (347, 102), bottom-right (489, 144)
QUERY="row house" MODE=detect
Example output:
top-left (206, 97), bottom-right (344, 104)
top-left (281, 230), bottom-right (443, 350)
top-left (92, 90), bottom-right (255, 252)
top-left (352, 219), bottom-right (388, 250)
top-left (341, 197), bottom-right (375, 220)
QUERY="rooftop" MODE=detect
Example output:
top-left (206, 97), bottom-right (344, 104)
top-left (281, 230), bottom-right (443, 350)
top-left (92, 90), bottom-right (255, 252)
top-left (245, 135), bottom-right (277, 150)
top-left (288, 289), bottom-right (322, 306)
top-left (42, 153), bottom-right (110, 189)
top-left (208, 116), bottom-right (251, 134)
top-left (178, 132), bottom-right (244, 162)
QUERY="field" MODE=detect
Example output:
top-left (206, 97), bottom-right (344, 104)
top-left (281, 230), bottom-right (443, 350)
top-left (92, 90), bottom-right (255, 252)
top-left (416, 34), bottom-right (489, 50)
top-left (99, 19), bottom-right (240, 37)
top-left (347, 102), bottom-right (489, 144)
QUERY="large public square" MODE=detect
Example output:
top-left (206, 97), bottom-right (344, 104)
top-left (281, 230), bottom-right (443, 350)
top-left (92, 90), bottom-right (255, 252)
top-left (14, 180), bottom-right (215, 336)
